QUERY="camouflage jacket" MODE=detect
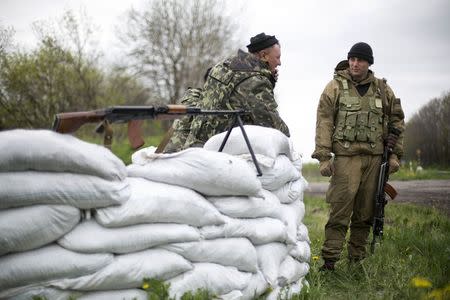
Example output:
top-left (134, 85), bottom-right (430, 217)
top-left (184, 50), bottom-right (290, 148)
top-left (163, 88), bottom-right (203, 153)
top-left (312, 69), bottom-right (405, 161)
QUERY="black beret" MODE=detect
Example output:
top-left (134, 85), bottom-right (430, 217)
top-left (246, 33), bottom-right (279, 53)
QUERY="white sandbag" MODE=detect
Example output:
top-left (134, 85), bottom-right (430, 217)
top-left (0, 244), bottom-right (113, 290)
top-left (0, 205), bottom-right (80, 256)
top-left (297, 223), bottom-right (311, 244)
top-left (78, 289), bottom-right (147, 300)
top-left (266, 281), bottom-right (304, 300)
top-left (200, 217), bottom-right (288, 245)
top-left (277, 256), bottom-right (309, 287)
top-left (256, 243), bottom-right (288, 286)
top-left (279, 201), bottom-right (306, 244)
top-left (0, 129), bottom-right (126, 181)
top-left (58, 220), bottom-right (201, 254)
top-left (207, 190), bottom-right (282, 220)
top-left (203, 125), bottom-right (292, 161)
top-left (241, 271), bottom-right (269, 300)
top-left (250, 155), bottom-right (301, 191)
top-left (219, 290), bottom-right (243, 300)
top-left (0, 172), bottom-right (130, 209)
top-left (288, 241), bottom-right (311, 263)
top-left (96, 178), bottom-right (225, 227)
top-left (272, 177), bottom-right (308, 204)
top-left (161, 238), bottom-right (258, 273)
top-left (167, 263), bottom-right (252, 300)
top-left (290, 149), bottom-right (303, 173)
top-left (0, 286), bottom-right (82, 300)
top-left (50, 249), bottom-right (192, 291)
top-left (128, 147), bottom-right (262, 196)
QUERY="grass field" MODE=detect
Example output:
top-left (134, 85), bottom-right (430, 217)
top-left (296, 196), bottom-right (450, 300)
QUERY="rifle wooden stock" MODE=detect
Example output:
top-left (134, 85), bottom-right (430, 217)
top-left (53, 110), bottom-right (107, 134)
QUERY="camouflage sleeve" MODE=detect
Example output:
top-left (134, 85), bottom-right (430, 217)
top-left (233, 74), bottom-right (290, 136)
top-left (311, 80), bottom-right (339, 162)
top-left (386, 84), bottom-right (405, 159)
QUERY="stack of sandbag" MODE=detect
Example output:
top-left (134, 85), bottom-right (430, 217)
top-left (0, 129), bottom-right (130, 299)
top-left (203, 125), bottom-right (311, 299)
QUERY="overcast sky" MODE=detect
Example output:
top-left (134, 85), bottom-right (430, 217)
top-left (1, 0), bottom-right (449, 162)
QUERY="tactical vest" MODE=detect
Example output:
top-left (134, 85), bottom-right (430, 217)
top-left (333, 76), bottom-right (387, 149)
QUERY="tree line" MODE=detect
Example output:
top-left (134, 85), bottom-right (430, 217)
top-left (403, 92), bottom-right (450, 167)
top-left (0, 0), bottom-right (237, 130)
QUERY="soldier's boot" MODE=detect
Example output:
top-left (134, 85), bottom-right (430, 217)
top-left (319, 260), bottom-right (335, 271)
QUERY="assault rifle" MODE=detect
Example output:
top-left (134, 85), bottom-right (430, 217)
top-left (52, 105), bottom-right (262, 175)
top-left (370, 127), bottom-right (402, 253)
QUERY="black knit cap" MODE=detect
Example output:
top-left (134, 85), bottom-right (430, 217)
top-left (246, 32), bottom-right (279, 53)
top-left (347, 42), bottom-right (374, 65)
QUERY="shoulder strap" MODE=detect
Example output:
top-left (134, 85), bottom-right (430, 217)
top-left (377, 78), bottom-right (390, 116)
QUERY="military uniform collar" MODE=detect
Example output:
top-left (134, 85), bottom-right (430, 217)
top-left (337, 69), bottom-right (376, 86)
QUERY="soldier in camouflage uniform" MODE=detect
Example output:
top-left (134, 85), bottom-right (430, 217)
top-left (183, 32), bottom-right (290, 148)
top-left (312, 42), bottom-right (405, 270)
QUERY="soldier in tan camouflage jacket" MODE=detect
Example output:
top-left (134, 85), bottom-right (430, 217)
top-left (182, 32), bottom-right (290, 149)
top-left (312, 42), bottom-right (405, 271)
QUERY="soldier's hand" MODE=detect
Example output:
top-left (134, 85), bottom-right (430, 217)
top-left (385, 133), bottom-right (398, 151)
top-left (319, 159), bottom-right (334, 177)
top-left (388, 154), bottom-right (400, 174)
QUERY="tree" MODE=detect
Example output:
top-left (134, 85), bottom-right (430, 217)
top-left (403, 92), bottom-right (450, 167)
top-left (0, 10), bottom-right (149, 130)
top-left (120, 0), bottom-right (239, 104)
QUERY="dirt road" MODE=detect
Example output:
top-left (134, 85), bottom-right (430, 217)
top-left (305, 179), bottom-right (450, 216)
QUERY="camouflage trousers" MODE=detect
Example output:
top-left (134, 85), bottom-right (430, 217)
top-left (321, 154), bottom-right (382, 262)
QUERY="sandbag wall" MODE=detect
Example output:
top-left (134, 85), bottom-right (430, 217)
top-left (0, 126), bottom-right (310, 300)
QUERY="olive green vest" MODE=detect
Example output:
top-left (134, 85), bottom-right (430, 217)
top-left (333, 76), bottom-right (386, 150)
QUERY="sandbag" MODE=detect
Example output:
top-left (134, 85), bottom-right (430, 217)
top-left (279, 200), bottom-right (306, 244)
top-left (0, 129), bottom-right (126, 181)
top-left (288, 241), bottom-right (311, 263)
top-left (200, 217), bottom-right (288, 245)
top-left (297, 223), bottom-right (310, 243)
top-left (277, 256), bottom-right (309, 287)
top-left (96, 178), bottom-right (225, 227)
top-left (240, 271), bottom-right (269, 300)
top-left (207, 190), bottom-right (282, 220)
top-left (161, 238), bottom-right (258, 273)
top-left (256, 243), bottom-right (288, 286)
top-left (0, 286), bottom-right (82, 300)
top-left (128, 147), bottom-right (262, 196)
top-left (50, 249), bottom-right (192, 291)
top-left (167, 263), bottom-right (252, 300)
top-left (266, 281), bottom-right (304, 300)
top-left (0, 244), bottom-right (113, 290)
top-left (272, 177), bottom-right (307, 204)
top-left (0, 205), bottom-right (80, 256)
top-left (78, 289), bottom-right (147, 300)
top-left (203, 125), bottom-right (293, 161)
top-left (0, 172), bottom-right (130, 209)
top-left (58, 220), bottom-right (201, 254)
top-left (251, 155), bottom-right (301, 191)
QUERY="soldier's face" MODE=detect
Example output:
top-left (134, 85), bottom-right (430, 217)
top-left (263, 44), bottom-right (281, 76)
top-left (349, 57), bottom-right (369, 81)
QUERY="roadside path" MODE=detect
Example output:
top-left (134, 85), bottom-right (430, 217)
top-left (305, 179), bottom-right (450, 216)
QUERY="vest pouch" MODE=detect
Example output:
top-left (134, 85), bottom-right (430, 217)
top-left (343, 111), bottom-right (357, 141)
top-left (339, 96), bottom-right (361, 111)
top-left (333, 110), bottom-right (346, 140)
top-left (367, 112), bottom-right (382, 143)
top-left (356, 111), bottom-right (369, 142)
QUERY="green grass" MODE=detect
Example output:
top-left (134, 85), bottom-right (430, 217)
top-left (295, 196), bottom-right (450, 300)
